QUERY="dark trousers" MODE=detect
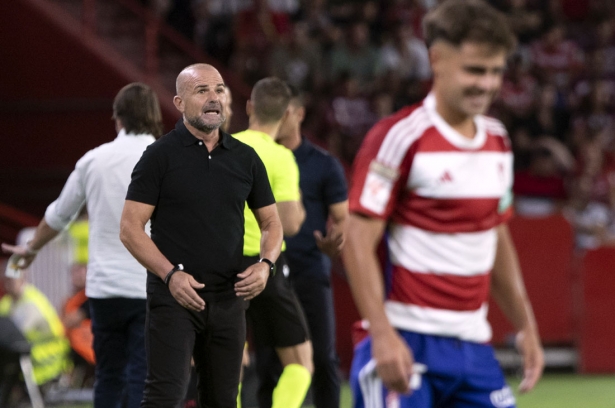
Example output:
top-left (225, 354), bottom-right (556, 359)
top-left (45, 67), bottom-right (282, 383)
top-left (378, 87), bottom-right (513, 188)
top-left (90, 297), bottom-right (147, 408)
top-left (141, 290), bottom-right (246, 408)
top-left (292, 274), bottom-right (340, 408)
top-left (254, 270), bottom-right (340, 408)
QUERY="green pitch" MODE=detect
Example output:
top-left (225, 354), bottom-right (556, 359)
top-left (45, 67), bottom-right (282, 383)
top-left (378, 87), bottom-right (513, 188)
top-left (338, 374), bottom-right (615, 408)
top-left (49, 373), bottom-right (615, 408)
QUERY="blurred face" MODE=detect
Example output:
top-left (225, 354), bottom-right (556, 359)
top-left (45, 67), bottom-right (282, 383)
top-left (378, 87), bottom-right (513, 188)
top-left (431, 41), bottom-right (507, 119)
top-left (277, 100), bottom-right (304, 141)
top-left (221, 87), bottom-right (233, 132)
top-left (174, 66), bottom-right (227, 133)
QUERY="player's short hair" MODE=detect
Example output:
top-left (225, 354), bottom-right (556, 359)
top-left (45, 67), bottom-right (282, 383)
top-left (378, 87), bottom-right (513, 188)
top-left (113, 82), bottom-right (164, 138)
top-left (423, 0), bottom-right (516, 53)
top-left (286, 83), bottom-right (305, 108)
top-left (251, 77), bottom-right (291, 124)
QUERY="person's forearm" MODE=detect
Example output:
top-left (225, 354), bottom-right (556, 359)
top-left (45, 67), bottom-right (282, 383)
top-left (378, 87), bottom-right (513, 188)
top-left (342, 215), bottom-right (392, 336)
top-left (491, 224), bottom-right (539, 333)
top-left (277, 201), bottom-right (306, 236)
top-left (28, 218), bottom-right (62, 251)
top-left (120, 224), bottom-right (173, 281)
top-left (259, 217), bottom-right (283, 262)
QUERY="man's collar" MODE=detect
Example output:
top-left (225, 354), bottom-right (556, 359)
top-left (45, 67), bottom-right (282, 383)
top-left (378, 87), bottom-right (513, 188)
top-left (176, 119), bottom-right (232, 149)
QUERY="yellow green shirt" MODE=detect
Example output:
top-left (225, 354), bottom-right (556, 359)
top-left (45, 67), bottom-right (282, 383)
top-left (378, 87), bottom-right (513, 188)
top-left (233, 129), bottom-right (301, 256)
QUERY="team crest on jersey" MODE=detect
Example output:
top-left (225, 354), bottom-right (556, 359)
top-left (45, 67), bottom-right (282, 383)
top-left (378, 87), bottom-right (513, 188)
top-left (489, 385), bottom-right (515, 407)
top-left (360, 161), bottom-right (399, 214)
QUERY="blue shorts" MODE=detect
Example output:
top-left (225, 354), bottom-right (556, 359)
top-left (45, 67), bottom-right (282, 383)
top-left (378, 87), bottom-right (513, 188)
top-left (350, 331), bottom-right (515, 408)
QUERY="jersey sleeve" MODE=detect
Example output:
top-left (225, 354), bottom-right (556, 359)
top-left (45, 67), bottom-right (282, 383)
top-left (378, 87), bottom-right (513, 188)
top-left (126, 143), bottom-right (164, 206)
top-left (271, 147), bottom-right (301, 203)
top-left (44, 152), bottom-right (90, 231)
top-left (247, 151), bottom-right (276, 210)
top-left (348, 119), bottom-right (414, 220)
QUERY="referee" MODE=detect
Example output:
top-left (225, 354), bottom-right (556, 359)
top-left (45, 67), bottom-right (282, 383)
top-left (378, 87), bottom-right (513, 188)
top-left (120, 64), bottom-right (283, 408)
top-left (234, 77), bottom-right (313, 408)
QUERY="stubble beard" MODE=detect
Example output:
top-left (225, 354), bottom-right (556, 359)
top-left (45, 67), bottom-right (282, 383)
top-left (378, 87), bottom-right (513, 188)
top-left (187, 113), bottom-right (226, 133)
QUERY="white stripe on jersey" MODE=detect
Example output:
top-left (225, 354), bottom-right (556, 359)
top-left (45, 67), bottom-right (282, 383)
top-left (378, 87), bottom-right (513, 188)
top-left (389, 224), bottom-right (497, 275)
top-left (358, 360), bottom-right (384, 408)
top-left (377, 107), bottom-right (430, 168)
top-left (385, 301), bottom-right (492, 342)
top-left (409, 151), bottom-right (513, 198)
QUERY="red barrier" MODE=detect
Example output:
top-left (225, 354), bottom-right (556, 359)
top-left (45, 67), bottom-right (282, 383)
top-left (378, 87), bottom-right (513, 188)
top-left (488, 214), bottom-right (576, 345)
top-left (578, 247), bottom-right (615, 373)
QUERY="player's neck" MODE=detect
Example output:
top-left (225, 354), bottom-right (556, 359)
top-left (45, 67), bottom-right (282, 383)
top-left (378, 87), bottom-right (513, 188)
top-left (434, 97), bottom-right (477, 140)
top-left (249, 120), bottom-right (281, 141)
top-left (279, 132), bottom-right (302, 151)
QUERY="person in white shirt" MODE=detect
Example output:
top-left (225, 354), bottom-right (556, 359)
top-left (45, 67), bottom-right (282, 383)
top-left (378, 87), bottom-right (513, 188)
top-left (2, 82), bottom-right (162, 408)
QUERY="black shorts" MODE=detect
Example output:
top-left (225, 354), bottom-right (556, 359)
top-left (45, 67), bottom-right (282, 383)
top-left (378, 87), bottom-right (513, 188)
top-left (243, 254), bottom-right (310, 348)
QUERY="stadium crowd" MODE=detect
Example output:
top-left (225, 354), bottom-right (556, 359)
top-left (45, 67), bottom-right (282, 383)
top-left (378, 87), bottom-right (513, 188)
top-left (148, 0), bottom-right (615, 249)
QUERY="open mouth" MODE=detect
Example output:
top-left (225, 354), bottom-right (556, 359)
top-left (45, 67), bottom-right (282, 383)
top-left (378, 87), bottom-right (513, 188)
top-left (203, 107), bottom-right (221, 115)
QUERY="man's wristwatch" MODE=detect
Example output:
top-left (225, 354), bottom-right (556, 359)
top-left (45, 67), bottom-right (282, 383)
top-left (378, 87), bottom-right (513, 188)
top-left (164, 264), bottom-right (184, 286)
top-left (258, 258), bottom-right (276, 276)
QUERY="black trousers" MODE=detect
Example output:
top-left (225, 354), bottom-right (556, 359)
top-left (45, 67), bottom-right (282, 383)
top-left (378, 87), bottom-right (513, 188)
top-left (141, 290), bottom-right (246, 408)
top-left (254, 267), bottom-right (340, 408)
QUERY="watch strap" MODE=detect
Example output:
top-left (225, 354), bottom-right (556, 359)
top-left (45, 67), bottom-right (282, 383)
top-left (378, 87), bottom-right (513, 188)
top-left (258, 258), bottom-right (275, 276)
top-left (164, 264), bottom-right (184, 286)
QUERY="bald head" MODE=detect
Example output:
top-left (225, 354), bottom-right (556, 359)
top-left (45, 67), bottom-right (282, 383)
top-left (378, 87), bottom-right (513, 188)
top-left (174, 63), bottom-right (227, 134)
top-left (176, 64), bottom-right (223, 96)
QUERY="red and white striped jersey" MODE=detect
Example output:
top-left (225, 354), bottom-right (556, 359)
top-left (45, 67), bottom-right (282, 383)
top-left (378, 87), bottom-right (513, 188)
top-left (349, 93), bottom-right (513, 343)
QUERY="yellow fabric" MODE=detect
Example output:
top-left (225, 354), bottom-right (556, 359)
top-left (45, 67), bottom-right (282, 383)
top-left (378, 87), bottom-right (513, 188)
top-left (237, 381), bottom-right (242, 408)
top-left (233, 130), bottom-right (301, 256)
top-left (272, 363), bottom-right (311, 408)
top-left (69, 219), bottom-right (89, 264)
top-left (0, 285), bottom-right (71, 385)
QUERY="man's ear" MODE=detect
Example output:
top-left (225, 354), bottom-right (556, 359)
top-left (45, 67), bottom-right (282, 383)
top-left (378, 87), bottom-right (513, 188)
top-left (173, 95), bottom-right (184, 113)
top-left (297, 106), bottom-right (306, 124)
top-left (246, 100), bottom-right (253, 116)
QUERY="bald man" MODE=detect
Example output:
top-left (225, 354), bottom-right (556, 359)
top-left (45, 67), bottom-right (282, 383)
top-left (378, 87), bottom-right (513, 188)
top-left (120, 64), bottom-right (283, 408)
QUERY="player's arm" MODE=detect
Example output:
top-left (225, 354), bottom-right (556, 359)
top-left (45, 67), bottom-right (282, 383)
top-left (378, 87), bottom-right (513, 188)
top-left (236, 203), bottom-right (283, 300)
top-left (315, 200), bottom-right (348, 258)
top-left (277, 200), bottom-right (306, 237)
top-left (120, 200), bottom-right (205, 311)
top-left (342, 213), bottom-right (414, 394)
top-left (491, 223), bottom-right (544, 393)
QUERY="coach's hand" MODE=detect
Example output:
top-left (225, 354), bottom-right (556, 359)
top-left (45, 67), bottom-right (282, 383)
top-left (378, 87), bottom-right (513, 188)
top-left (516, 328), bottom-right (544, 393)
top-left (372, 327), bottom-right (414, 395)
top-left (168, 271), bottom-right (205, 311)
top-left (235, 262), bottom-right (269, 300)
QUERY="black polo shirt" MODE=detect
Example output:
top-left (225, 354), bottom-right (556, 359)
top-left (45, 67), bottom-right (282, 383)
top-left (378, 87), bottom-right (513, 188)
top-left (126, 120), bottom-right (274, 300)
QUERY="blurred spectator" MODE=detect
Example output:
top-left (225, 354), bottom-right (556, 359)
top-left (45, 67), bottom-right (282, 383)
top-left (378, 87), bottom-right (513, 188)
top-left (268, 21), bottom-right (324, 92)
top-left (530, 22), bottom-right (584, 88)
top-left (564, 176), bottom-right (615, 250)
top-left (327, 21), bottom-right (379, 90)
top-left (496, 54), bottom-right (539, 128)
top-left (0, 272), bottom-right (70, 394)
top-left (528, 83), bottom-right (571, 142)
top-left (193, 0), bottom-right (248, 66)
top-left (377, 22), bottom-right (431, 83)
top-left (327, 73), bottom-right (376, 164)
top-left (504, 0), bottom-right (543, 44)
top-left (232, 0), bottom-right (293, 84)
top-left (514, 137), bottom-right (574, 216)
